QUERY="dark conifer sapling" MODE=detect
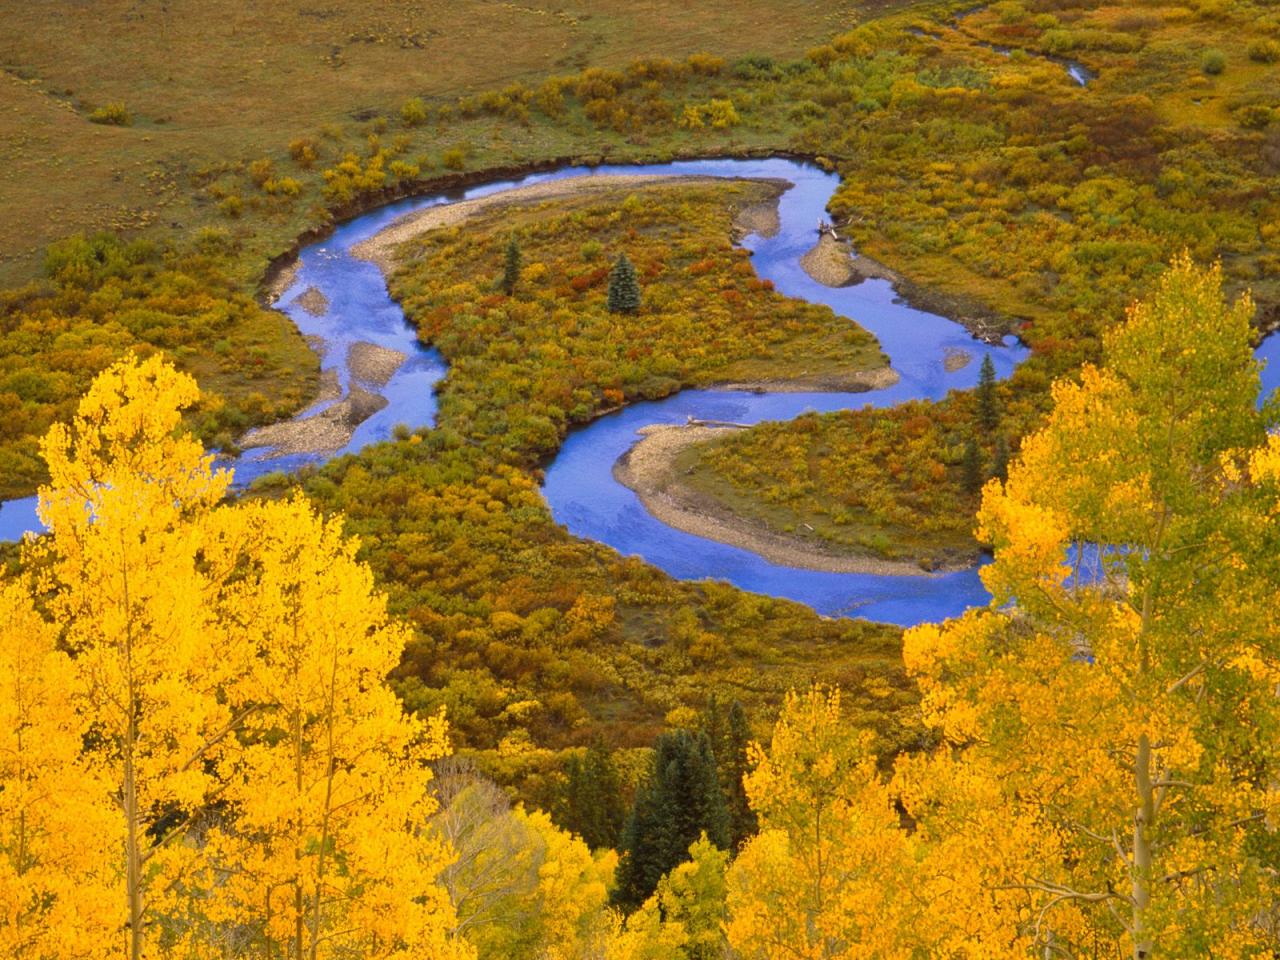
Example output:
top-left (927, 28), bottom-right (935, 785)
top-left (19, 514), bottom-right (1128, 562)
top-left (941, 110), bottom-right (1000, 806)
top-left (500, 234), bottom-right (522, 295)
top-left (607, 253), bottom-right (641, 313)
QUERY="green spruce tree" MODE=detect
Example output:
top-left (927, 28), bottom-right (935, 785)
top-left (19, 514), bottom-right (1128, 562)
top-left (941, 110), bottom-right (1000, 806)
top-left (991, 434), bottom-right (1010, 482)
top-left (615, 729), bottom-right (729, 910)
top-left (976, 353), bottom-right (999, 432)
top-left (559, 740), bottom-right (626, 851)
top-left (607, 252), bottom-right (641, 313)
top-left (702, 696), bottom-right (757, 849)
top-left (500, 233), bottom-right (522, 295)
top-left (961, 436), bottom-right (984, 495)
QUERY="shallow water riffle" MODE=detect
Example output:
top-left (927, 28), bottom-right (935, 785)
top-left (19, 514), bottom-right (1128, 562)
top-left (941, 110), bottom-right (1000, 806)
top-left (2, 156), bottom-right (1274, 628)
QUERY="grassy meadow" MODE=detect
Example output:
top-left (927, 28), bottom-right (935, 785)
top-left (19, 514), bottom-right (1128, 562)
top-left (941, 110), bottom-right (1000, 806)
top-left (0, 0), bottom-right (901, 286)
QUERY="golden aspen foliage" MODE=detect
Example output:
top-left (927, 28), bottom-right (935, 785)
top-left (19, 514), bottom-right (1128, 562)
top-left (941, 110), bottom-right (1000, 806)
top-left (30, 353), bottom-right (242, 959)
top-left (0, 582), bottom-right (119, 960)
top-left (7, 353), bottom-right (467, 959)
top-left (724, 684), bottom-right (1048, 959)
top-left (607, 833), bottom-right (728, 960)
top-left (514, 807), bottom-right (615, 959)
top-left (428, 764), bottom-right (614, 960)
top-left (725, 686), bottom-right (917, 960)
top-left (903, 257), bottom-right (1280, 958)
top-left (199, 495), bottom-right (465, 960)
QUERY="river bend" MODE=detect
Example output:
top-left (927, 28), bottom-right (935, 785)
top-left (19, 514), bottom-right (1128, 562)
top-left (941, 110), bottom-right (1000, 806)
top-left (2, 158), bottom-right (1276, 626)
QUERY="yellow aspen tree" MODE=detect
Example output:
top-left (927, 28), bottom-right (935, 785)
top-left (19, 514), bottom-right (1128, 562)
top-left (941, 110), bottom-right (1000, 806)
top-left (904, 257), bottom-right (1280, 957)
top-left (427, 764), bottom-right (613, 960)
top-left (889, 749), bottom-right (1067, 957)
top-left (28, 353), bottom-right (250, 960)
top-left (513, 806), bottom-right (615, 960)
top-left (725, 686), bottom-right (917, 960)
top-left (607, 833), bottom-right (728, 960)
top-left (19, 353), bottom-right (466, 958)
top-left (0, 580), bottom-right (118, 959)
top-left (202, 495), bottom-right (468, 960)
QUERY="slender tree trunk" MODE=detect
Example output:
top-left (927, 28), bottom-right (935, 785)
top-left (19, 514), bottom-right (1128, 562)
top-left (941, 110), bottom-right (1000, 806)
top-left (122, 558), bottom-right (145, 960)
top-left (307, 636), bottom-right (342, 960)
top-left (125, 720), bottom-right (144, 960)
top-left (290, 607), bottom-right (306, 960)
top-left (1132, 734), bottom-right (1154, 960)
top-left (293, 700), bottom-right (305, 960)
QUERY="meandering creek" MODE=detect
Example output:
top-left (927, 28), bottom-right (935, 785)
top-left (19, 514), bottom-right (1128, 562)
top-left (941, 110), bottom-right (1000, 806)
top-left (2, 157), bottom-right (1276, 626)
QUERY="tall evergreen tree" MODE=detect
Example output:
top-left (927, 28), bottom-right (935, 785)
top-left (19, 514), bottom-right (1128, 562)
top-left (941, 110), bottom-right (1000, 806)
top-left (607, 253), bottom-right (641, 313)
top-left (559, 740), bottom-right (626, 851)
top-left (976, 353), bottom-right (999, 432)
top-left (615, 729), bottom-right (729, 910)
top-left (991, 434), bottom-right (1010, 482)
top-left (702, 696), bottom-right (757, 849)
top-left (961, 436), bottom-right (984, 494)
top-left (500, 234), bottom-right (522, 295)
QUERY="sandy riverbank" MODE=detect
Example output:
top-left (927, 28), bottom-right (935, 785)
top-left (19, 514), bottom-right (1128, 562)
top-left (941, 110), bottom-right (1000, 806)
top-left (348, 341), bottom-right (407, 386)
top-left (614, 423), bottom-right (941, 576)
top-left (352, 174), bottom-right (792, 272)
top-left (240, 385), bottom-right (387, 457)
top-left (799, 233), bottom-right (899, 287)
top-left (295, 286), bottom-right (329, 317)
top-left (713, 364), bottom-right (899, 394)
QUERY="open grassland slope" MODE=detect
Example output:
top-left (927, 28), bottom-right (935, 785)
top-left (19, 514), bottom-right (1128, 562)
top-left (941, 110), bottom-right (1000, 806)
top-left (0, 0), bottom-right (897, 285)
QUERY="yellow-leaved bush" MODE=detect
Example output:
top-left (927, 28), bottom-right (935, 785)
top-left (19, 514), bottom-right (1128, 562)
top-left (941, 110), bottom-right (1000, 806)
top-left (1, 353), bottom-right (472, 960)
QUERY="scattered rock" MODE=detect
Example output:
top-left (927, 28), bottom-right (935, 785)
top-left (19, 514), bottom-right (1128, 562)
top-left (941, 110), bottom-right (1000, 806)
top-left (295, 286), bottom-right (329, 317)
top-left (240, 386), bottom-right (388, 457)
top-left (733, 196), bottom-right (781, 239)
top-left (313, 367), bottom-right (342, 403)
top-left (943, 347), bottom-right (973, 372)
top-left (348, 341), bottom-right (408, 386)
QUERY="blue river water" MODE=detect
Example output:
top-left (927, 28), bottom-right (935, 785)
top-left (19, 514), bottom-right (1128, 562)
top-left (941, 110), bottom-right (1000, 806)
top-left (1, 157), bottom-right (1276, 626)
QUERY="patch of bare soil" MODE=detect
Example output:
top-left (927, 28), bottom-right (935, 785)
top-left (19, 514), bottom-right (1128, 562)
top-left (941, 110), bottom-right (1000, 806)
top-left (799, 233), bottom-right (899, 287)
top-left (240, 386), bottom-right (387, 457)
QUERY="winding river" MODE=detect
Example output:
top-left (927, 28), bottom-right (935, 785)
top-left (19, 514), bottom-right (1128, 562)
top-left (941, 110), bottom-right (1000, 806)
top-left (2, 157), bottom-right (1277, 627)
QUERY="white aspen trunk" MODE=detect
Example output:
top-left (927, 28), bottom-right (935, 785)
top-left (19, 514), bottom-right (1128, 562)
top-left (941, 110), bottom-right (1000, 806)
top-left (1132, 734), bottom-right (1154, 960)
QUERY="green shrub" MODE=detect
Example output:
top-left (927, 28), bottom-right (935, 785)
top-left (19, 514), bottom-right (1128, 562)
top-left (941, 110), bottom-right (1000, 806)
top-left (1201, 48), bottom-right (1227, 74)
top-left (288, 137), bottom-right (319, 168)
top-left (1235, 104), bottom-right (1274, 129)
top-left (88, 102), bottom-right (130, 125)
top-left (401, 96), bottom-right (429, 126)
top-left (442, 145), bottom-right (468, 170)
top-left (1248, 38), bottom-right (1280, 63)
